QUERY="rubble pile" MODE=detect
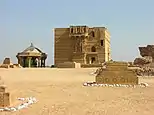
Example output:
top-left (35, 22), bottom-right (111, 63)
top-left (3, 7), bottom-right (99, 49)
top-left (0, 97), bottom-right (37, 112)
top-left (133, 67), bottom-right (154, 76)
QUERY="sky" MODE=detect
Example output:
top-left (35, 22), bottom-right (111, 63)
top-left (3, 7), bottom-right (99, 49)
top-left (0, 0), bottom-right (154, 65)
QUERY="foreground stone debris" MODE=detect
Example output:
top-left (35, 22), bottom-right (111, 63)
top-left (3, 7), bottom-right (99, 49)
top-left (0, 97), bottom-right (37, 112)
top-left (83, 81), bottom-right (149, 88)
top-left (85, 61), bottom-right (150, 87)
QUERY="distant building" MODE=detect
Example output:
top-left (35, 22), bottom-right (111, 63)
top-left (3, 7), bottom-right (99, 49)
top-left (54, 25), bottom-right (111, 66)
top-left (16, 43), bottom-right (47, 67)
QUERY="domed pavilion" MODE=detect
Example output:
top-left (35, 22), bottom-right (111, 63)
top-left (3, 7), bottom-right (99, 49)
top-left (16, 43), bottom-right (47, 67)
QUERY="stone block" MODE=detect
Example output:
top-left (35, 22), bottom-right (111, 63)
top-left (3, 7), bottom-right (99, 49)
top-left (96, 61), bottom-right (139, 85)
top-left (0, 92), bottom-right (10, 107)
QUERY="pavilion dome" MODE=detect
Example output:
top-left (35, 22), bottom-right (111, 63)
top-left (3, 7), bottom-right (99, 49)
top-left (22, 43), bottom-right (43, 54)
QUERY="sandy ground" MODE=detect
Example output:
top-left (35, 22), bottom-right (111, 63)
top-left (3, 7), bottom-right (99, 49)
top-left (0, 68), bottom-right (154, 115)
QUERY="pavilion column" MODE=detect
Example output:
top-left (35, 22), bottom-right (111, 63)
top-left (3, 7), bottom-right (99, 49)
top-left (19, 57), bottom-right (23, 66)
top-left (28, 57), bottom-right (32, 68)
top-left (17, 57), bottom-right (20, 64)
top-left (43, 59), bottom-right (46, 67)
top-left (23, 57), bottom-right (26, 67)
top-left (89, 57), bottom-right (91, 64)
top-left (40, 58), bottom-right (45, 67)
top-left (17, 57), bottom-right (21, 64)
top-left (38, 57), bottom-right (41, 67)
top-left (41, 59), bottom-right (43, 67)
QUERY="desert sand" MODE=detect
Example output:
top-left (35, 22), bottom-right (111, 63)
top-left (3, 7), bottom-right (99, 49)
top-left (0, 68), bottom-right (154, 115)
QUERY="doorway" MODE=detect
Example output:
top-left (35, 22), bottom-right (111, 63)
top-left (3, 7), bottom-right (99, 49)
top-left (91, 57), bottom-right (96, 64)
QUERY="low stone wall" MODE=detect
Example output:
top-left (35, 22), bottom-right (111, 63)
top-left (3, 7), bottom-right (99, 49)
top-left (81, 64), bottom-right (102, 68)
top-left (57, 62), bottom-right (81, 68)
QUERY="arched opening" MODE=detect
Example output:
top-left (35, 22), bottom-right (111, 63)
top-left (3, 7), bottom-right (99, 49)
top-left (101, 40), bottom-right (104, 46)
top-left (91, 46), bottom-right (96, 52)
top-left (91, 57), bottom-right (96, 64)
top-left (70, 28), bottom-right (73, 33)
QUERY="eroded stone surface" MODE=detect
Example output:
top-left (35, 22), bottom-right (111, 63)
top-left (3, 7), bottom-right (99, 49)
top-left (134, 45), bottom-right (154, 67)
top-left (0, 90), bottom-right (10, 108)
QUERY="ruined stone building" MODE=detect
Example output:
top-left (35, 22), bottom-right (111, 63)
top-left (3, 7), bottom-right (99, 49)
top-left (134, 45), bottom-right (154, 67)
top-left (54, 25), bottom-right (111, 66)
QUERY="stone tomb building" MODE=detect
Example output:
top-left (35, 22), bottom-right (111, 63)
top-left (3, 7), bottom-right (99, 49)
top-left (96, 61), bottom-right (138, 85)
top-left (16, 43), bottom-right (47, 68)
top-left (54, 25), bottom-right (111, 67)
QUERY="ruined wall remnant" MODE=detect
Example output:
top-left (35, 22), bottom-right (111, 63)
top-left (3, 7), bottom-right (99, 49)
top-left (139, 45), bottom-right (154, 57)
top-left (0, 58), bottom-right (22, 68)
top-left (3, 58), bottom-right (12, 65)
top-left (95, 61), bottom-right (138, 85)
top-left (134, 45), bottom-right (154, 67)
top-left (134, 56), bottom-right (152, 65)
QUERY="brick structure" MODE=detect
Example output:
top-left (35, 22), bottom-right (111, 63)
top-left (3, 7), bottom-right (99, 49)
top-left (54, 25), bottom-right (111, 67)
top-left (0, 86), bottom-right (10, 107)
top-left (96, 61), bottom-right (138, 85)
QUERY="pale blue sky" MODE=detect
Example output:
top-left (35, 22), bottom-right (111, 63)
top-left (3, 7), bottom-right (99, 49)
top-left (0, 0), bottom-right (154, 65)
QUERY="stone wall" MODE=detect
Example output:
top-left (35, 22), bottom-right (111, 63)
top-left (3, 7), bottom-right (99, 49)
top-left (54, 28), bottom-right (74, 65)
